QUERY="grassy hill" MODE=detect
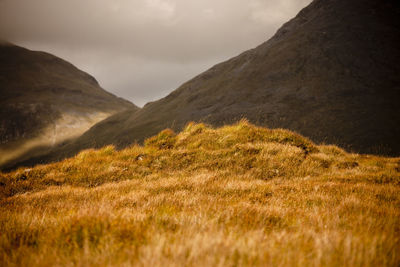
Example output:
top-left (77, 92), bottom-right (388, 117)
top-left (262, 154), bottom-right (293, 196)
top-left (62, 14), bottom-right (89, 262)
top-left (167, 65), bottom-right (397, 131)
top-left (1, 121), bottom-right (399, 266)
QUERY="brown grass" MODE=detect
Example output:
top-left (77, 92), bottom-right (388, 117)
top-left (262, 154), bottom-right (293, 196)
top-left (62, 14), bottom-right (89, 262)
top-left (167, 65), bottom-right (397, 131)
top-left (1, 120), bottom-right (399, 266)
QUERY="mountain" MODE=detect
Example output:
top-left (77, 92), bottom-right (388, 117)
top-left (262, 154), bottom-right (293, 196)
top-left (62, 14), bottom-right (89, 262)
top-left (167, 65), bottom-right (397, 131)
top-left (0, 43), bottom-right (138, 169)
top-left (11, 0), bottom-right (400, 168)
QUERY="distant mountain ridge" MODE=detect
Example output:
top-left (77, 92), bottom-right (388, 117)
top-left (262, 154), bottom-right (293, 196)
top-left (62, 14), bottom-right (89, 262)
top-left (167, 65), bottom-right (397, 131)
top-left (0, 43), bottom-right (138, 169)
top-left (7, 0), bottom-right (400, 169)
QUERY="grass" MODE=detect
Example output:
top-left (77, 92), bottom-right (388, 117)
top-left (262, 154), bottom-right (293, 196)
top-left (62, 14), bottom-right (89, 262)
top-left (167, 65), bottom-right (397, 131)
top-left (0, 120), bottom-right (399, 266)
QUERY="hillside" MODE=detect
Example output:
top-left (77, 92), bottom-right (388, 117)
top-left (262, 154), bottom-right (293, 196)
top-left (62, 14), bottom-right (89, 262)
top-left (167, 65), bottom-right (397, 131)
top-left (41, 0), bottom-right (400, 162)
top-left (1, 121), bottom-right (399, 266)
top-left (0, 43), bottom-right (138, 170)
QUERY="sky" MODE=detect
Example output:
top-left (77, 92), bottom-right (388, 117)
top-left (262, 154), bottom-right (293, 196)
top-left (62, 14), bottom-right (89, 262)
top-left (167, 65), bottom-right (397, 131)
top-left (0, 0), bottom-right (311, 107)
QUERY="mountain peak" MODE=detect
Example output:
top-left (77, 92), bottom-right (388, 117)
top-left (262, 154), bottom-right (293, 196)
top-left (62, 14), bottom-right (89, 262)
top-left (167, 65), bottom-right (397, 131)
top-left (103, 0), bottom-right (399, 154)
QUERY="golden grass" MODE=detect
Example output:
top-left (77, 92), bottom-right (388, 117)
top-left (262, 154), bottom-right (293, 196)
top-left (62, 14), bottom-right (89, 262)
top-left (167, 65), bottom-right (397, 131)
top-left (1, 120), bottom-right (399, 266)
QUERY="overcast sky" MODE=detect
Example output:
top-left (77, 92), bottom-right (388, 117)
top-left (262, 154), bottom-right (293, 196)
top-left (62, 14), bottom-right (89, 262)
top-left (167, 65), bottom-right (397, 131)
top-left (0, 0), bottom-right (311, 107)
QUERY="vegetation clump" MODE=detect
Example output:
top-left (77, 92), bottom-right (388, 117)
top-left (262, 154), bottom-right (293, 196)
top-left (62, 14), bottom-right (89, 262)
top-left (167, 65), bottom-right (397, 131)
top-left (144, 129), bottom-right (177, 149)
top-left (0, 121), bottom-right (399, 266)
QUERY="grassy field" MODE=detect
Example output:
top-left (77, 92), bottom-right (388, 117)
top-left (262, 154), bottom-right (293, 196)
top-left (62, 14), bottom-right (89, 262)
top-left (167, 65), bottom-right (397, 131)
top-left (1, 120), bottom-right (399, 266)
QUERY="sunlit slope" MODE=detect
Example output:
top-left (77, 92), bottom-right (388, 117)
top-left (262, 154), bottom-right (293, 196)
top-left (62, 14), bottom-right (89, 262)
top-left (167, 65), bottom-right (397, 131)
top-left (1, 121), bottom-right (399, 266)
top-left (0, 43), bottom-right (138, 170)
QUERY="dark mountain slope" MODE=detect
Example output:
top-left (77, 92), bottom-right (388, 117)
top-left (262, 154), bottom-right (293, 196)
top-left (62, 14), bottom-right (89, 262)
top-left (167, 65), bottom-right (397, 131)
top-left (0, 43), bottom-right (138, 169)
top-left (16, 0), bottom-right (400, 167)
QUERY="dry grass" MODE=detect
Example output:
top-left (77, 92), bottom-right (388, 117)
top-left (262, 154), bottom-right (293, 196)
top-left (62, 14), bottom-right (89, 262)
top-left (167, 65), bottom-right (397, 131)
top-left (1, 120), bottom-right (399, 266)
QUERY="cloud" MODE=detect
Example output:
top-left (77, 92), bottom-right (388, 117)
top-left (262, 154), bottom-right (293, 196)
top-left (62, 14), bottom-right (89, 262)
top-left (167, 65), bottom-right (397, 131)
top-left (0, 0), bottom-right (311, 106)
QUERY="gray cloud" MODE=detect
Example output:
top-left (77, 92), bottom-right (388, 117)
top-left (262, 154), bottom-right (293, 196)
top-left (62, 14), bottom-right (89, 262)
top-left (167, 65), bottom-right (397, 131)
top-left (0, 0), bottom-right (311, 106)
